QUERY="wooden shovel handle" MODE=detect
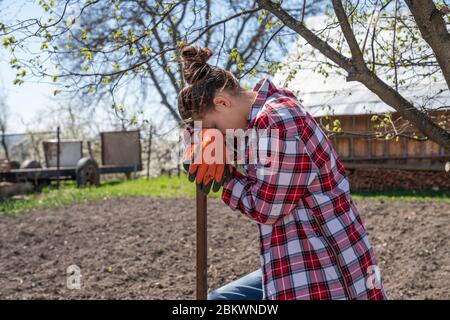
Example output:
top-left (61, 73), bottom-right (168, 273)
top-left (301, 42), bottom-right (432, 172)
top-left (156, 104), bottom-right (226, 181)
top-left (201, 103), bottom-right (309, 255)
top-left (196, 189), bottom-right (207, 300)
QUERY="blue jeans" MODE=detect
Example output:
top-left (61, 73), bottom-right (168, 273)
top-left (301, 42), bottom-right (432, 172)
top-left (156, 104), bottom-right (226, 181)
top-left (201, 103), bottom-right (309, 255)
top-left (207, 268), bottom-right (263, 300)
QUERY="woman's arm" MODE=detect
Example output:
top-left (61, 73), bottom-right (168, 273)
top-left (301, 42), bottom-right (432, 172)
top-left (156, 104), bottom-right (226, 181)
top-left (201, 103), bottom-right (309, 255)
top-left (221, 114), bottom-right (320, 225)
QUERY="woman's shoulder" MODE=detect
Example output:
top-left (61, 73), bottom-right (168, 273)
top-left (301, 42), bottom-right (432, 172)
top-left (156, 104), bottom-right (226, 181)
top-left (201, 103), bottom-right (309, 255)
top-left (252, 91), bottom-right (309, 132)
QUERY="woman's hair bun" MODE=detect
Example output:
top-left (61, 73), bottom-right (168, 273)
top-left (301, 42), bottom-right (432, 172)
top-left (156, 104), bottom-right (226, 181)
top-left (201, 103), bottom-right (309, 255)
top-left (178, 45), bottom-right (214, 84)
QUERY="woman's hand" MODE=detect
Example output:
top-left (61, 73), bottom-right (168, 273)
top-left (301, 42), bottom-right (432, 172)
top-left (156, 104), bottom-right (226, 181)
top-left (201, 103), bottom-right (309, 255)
top-left (182, 127), bottom-right (236, 194)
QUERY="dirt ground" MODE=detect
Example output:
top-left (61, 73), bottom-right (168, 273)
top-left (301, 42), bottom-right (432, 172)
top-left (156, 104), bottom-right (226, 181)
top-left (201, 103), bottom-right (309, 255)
top-left (0, 197), bottom-right (448, 299)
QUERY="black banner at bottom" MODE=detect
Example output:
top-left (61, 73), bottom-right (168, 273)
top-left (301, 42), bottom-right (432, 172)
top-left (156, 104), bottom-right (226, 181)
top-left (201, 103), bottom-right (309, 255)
top-left (0, 299), bottom-right (445, 319)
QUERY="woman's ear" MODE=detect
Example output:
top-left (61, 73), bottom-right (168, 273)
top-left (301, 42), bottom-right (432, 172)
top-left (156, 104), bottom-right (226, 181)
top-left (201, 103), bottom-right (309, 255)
top-left (213, 94), bottom-right (232, 110)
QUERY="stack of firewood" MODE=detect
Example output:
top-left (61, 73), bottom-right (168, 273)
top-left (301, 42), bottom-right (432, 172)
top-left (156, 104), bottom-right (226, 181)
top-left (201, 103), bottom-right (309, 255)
top-left (0, 159), bottom-right (11, 173)
top-left (347, 168), bottom-right (450, 192)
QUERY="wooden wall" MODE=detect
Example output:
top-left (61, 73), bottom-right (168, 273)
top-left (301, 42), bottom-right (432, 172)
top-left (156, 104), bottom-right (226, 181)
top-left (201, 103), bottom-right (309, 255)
top-left (314, 110), bottom-right (450, 171)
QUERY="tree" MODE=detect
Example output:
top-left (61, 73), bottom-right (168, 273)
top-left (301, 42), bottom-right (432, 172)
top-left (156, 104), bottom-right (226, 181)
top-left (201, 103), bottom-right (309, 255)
top-left (256, 0), bottom-right (450, 150)
top-left (0, 0), bottom-right (322, 132)
top-left (0, 0), bottom-right (448, 150)
top-left (0, 84), bottom-right (10, 161)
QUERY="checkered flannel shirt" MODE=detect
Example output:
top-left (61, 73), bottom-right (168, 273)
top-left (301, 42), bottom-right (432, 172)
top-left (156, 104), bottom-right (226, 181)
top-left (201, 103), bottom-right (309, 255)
top-left (220, 76), bottom-right (387, 300)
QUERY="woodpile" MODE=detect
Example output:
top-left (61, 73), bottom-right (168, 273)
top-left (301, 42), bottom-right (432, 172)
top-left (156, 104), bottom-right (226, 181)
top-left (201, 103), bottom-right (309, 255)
top-left (347, 168), bottom-right (450, 192)
top-left (0, 159), bottom-right (11, 172)
top-left (0, 182), bottom-right (33, 200)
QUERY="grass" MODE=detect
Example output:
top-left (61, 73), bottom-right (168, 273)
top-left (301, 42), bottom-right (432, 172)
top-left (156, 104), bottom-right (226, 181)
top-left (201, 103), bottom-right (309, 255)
top-left (0, 175), bottom-right (218, 215)
top-left (1, 175), bottom-right (448, 215)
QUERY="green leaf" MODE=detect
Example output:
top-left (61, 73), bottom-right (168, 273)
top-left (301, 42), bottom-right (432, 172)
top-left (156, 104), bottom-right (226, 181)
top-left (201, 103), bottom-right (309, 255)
top-left (2, 36), bottom-right (16, 48)
top-left (81, 47), bottom-right (92, 60)
top-left (13, 78), bottom-right (24, 85)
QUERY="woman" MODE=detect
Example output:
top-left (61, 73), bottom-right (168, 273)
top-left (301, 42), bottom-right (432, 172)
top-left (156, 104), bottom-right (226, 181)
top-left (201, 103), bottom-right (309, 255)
top-left (177, 44), bottom-right (387, 300)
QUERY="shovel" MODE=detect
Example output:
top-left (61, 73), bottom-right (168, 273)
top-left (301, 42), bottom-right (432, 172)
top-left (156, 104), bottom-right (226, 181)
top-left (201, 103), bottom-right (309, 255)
top-left (196, 189), bottom-right (207, 300)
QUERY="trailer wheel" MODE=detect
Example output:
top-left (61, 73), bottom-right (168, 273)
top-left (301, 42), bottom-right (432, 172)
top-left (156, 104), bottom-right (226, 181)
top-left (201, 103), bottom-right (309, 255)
top-left (76, 157), bottom-right (100, 187)
top-left (20, 160), bottom-right (42, 169)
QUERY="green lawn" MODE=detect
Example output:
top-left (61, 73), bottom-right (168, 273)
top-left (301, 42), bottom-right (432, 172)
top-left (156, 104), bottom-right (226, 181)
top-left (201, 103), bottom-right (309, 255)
top-left (0, 175), bottom-right (448, 215)
top-left (0, 175), bottom-right (210, 215)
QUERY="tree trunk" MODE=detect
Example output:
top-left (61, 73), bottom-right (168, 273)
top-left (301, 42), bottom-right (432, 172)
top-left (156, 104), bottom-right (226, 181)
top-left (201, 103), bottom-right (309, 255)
top-left (256, 0), bottom-right (450, 151)
top-left (357, 70), bottom-right (450, 151)
top-left (404, 0), bottom-right (450, 89)
top-left (0, 124), bottom-right (10, 161)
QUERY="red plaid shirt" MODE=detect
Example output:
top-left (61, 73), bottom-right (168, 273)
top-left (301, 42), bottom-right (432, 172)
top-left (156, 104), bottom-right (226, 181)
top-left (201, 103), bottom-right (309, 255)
top-left (221, 76), bottom-right (387, 300)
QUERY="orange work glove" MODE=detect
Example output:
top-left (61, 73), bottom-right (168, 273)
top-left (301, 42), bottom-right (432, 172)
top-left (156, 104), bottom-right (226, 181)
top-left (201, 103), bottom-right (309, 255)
top-left (182, 127), bottom-right (235, 194)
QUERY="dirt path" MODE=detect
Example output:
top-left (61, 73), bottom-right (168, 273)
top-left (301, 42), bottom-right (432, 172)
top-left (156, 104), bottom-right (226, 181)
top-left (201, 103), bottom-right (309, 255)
top-left (0, 197), bottom-right (448, 299)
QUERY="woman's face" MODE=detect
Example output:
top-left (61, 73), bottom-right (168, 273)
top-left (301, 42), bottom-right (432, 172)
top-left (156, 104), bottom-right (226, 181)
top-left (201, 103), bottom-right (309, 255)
top-left (198, 89), bottom-right (256, 134)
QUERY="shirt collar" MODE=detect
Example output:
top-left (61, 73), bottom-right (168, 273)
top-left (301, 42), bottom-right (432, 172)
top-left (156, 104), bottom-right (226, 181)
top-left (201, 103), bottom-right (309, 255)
top-left (246, 76), bottom-right (278, 128)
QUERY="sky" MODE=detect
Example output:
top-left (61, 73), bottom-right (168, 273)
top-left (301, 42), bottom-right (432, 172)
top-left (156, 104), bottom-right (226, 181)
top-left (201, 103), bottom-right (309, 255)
top-left (0, 1), bottom-right (54, 132)
top-left (0, 0), bottom-right (330, 134)
top-left (0, 0), bottom-right (168, 134)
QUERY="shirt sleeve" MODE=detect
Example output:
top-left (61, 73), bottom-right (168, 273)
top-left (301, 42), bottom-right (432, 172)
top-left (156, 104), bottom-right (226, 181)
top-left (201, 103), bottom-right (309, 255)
top-left (221, 113), bottom-right (321, 225)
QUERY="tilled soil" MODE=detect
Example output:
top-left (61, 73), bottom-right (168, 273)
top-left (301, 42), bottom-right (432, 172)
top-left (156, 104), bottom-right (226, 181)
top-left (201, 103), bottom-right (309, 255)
top-left (0, 197), bottom-right (448, 299)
